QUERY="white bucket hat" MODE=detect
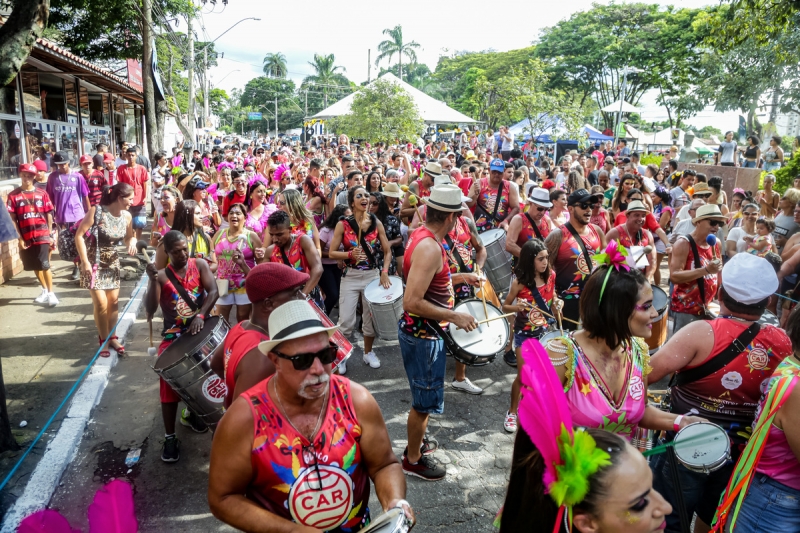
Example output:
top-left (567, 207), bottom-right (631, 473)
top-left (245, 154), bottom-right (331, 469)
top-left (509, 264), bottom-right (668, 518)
top-left (258, 300), bottom-right (338, 354)
top-left (527, 187), bottom-right (553, 208)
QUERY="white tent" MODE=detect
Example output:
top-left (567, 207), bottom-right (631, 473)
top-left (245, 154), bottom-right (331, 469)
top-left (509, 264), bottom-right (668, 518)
top-left (647, 127), bottom-right (685, 147)
top-left (311, 73), bottom-right (476, 124)
top-left (601, 100), bottom-right (640, 113)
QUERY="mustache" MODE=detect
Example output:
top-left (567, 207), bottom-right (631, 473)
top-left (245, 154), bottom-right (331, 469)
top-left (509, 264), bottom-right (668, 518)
top-left (300, 373), bottom-right (330, 389)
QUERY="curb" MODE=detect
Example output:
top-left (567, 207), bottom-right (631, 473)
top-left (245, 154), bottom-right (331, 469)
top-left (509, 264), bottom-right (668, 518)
top-left (1, 273), bottom-right (149, 533)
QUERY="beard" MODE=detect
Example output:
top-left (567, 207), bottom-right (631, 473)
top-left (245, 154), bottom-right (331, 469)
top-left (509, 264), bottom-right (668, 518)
top-left (298, 373), bottom-right (330, 399)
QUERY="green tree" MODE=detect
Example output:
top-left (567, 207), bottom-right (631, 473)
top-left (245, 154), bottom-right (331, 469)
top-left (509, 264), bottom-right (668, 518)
top-left (694, 125), bottom-right (723, 138)
top-left (207, 88), bottom-right (228, 116)
top-left (476, 60), bottom-right (585, 139)
top-left (262, 52), bottom-right (287, 78)
top-left (329, 78), bottom-right (424, 144)
top-left (240, 76), bottom-right (303, 132)
top-left (375, 25), bottom-right (420, 81)
top-left (305, 53), bottom-right (347, 108)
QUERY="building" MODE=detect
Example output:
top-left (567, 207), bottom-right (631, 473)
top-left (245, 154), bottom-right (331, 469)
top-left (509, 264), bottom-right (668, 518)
top-left (775, 112), bottom-right (800, 139)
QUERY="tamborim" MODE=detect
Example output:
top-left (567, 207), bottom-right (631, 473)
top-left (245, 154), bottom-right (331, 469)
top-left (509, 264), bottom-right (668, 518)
top-left (153, 316), bottom-right (230, 430)
top-left (364, 275), bottom-right (404, 340)
top-left (360, 508), bottom-right (411, 533)
top-left (480, 228), bottom-right (513, 297)
top-left (447, 298), bottom-right (509, 366)
top-left (673, 421), bottom-right (730, 473)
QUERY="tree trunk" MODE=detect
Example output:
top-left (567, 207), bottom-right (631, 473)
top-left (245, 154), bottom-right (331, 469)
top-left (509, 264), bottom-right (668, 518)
top-left (0, 0), bottom-right (50, 454)
top-left (141, 0), bottom-right (159, 164)
top-left (769, 85), bottom-right (781, 124)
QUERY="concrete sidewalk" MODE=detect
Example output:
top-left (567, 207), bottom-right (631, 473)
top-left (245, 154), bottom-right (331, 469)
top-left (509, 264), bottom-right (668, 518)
top-left (49, 314), bottom-right (516, 532)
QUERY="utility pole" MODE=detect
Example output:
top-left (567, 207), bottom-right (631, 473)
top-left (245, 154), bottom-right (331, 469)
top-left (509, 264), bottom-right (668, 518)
top-left (274, 97), bottom-right (278, 139)
top-left (304, 89), bottom-right (307, 117)
top-left (367, 49), bottom-right (371, 83)
top-left (187, 12), bottom-right (195, 146)
top-left (203, 47), bottom-right (209, 130)
top-left (142, 0), bottom-right (158, 161)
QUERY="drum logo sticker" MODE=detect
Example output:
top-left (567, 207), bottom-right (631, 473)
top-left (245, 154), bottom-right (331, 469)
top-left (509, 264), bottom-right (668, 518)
top-left (289, 465), bottom-right (353, 530)
top-left (746, 347), bottom-right (769, 372)
top-left (721, 371), bottom-right (743, 391)
top-left (527, 308), bottom-right (548, 328)
top-left (628, 375), bottom-right (644, 401)
top-left (201, 375), bottom-right (227, 403)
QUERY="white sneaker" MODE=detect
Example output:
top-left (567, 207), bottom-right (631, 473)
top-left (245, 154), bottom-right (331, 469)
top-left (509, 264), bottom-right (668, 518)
top-left (451, 378), bottom-right (483, 395)
top-left (504, 411), bottom-right (518, 433)
top-left (363, 351), bottom-right (381, 369)
top-left (47, 292), bottom-right (59, 307)
top-left (338, 357), bottom-right (348, 375)
top-left (34, 289), bottom-right (49, 304)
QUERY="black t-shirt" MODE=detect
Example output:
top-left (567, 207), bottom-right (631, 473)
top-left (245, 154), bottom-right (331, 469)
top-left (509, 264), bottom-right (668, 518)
top-left (588, 170), bottom-right (599, 186)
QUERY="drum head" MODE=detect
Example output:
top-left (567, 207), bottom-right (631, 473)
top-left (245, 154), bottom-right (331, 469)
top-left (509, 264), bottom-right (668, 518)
top-left (448, 299), bottom-right (509, 356)
top-left (651, 284), bottom-right (668, 313)
top-left (361, 508), bottom-right (408, 533)
top-left (153, 316), bottom-right (222, 371)
top-left (480, 228), bottom-right (505, 246)
top-left (673, 422), bottom-right (729, 468)
top-left (364, 276), bottom-right (403, 304)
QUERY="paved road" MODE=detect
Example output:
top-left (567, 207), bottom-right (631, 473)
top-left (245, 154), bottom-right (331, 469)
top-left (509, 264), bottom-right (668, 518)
top-left (50, 315), bottom-right (516, 532)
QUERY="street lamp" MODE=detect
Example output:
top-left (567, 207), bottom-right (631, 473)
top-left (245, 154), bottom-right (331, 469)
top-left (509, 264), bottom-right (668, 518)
top-left (612, 66), bottom-right (643, 150)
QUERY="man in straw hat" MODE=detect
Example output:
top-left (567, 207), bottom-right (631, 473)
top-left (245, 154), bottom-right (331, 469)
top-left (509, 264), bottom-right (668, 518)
top-left (506, 187), bottom-right (555, 258)
top-left (649, 253), bottom-right (792, 533)
top-left (400, 184), bottom-right (481, 481)
top-left (209, 299), bottom-right (414, 531)
top-left (400, 161), bottom-right (440, 220)
top-left (605, 200), bottom-right (657, 279)
top-left (669, 203), bottom-right (725, 333)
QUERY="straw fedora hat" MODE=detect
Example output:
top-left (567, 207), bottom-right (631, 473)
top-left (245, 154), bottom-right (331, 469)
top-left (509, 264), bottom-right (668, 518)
top-left (692, 204), bottom-right (726, 224)
top-left (425, 184), bottom-right (467, 213)
top-left (382, 182), bottom-right (404, 199)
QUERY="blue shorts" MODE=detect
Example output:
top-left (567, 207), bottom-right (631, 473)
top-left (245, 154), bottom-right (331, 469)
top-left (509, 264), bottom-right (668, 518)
top-left (129, 205), bottom-right (147, 229)
top-left (735, 473), bottom-right (800, 531)
top-left (398, 329), bottom-right (446, 414)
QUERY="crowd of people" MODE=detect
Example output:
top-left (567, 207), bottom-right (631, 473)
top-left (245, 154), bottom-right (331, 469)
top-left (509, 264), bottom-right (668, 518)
top-left (4, 130), bottom-right (800, 533)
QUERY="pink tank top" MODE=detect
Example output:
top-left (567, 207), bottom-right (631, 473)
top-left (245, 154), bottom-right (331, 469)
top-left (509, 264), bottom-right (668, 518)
top-left (246, 204), bottom-right (278, 235)
top-left (755, 358), bottom-right (800, 490)
top-left (558, 333), bottom-right (649, 440)
top-left (214, 230), bottom-right (255, 291)
top-left (242, 375), bottom-right (370, 531)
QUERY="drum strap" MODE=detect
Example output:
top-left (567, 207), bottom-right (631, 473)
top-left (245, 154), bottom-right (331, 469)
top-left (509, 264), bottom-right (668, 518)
top-left (429, 320), bottom-right (461, 356)
top-left (278, 236), bottom-right (293, 267)
top-left (475, 179), bottom-right (505, 226)
top-left (528, 282), bottom-right (553, 320)
top-left (165, 266), bottom-right (201, 313)
top-left (685, 234), bottom-right (709, 312)
top-left (672, 322), bottom-right (760, 387)
top-left (563, 222), bottom-right (594, 275)
top-left (525, 212), bottom-right (544, 241)
top-left (444, 234), bottom-right (471, 274)
top-left (347, 215), bottom-right (378, 268)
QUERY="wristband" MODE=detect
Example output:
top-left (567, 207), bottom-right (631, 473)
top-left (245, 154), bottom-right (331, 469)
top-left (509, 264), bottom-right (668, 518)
top-left (381, 268), bottom-right (388, 273)
top-left (673, 415), bottom-right (684, 432)
top-left (195, 313), bottom-right (205, 321)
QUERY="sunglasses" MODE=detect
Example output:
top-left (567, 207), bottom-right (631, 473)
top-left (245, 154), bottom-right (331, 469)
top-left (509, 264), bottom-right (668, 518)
top-left (743, 211), bottom-right (758, 216)
top-left (707, 220), bottom-right (723, 227)
top-left (534, 206), bottom-right (547, 212)
top-left (576, 202), bottom-right (596, 210)
top-left (233, 180), bottom-right (246, 185)
top-left (272, 342), bottom-right (338, 370)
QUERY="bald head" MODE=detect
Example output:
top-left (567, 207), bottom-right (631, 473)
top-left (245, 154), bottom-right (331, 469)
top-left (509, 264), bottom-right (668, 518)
top-left (438, 157), bottom-right (452, 171)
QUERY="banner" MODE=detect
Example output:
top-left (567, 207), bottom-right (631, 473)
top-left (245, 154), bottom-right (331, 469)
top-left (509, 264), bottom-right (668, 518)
top-left (126, 59), bottom-right (143, 92)
top-left (738, 115), bottom-right (747, 143)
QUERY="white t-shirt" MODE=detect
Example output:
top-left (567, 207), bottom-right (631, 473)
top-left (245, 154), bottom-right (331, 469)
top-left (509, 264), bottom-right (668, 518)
top-left (718, 141), bottom-right (737, 164)
top-left (501, 133), bottom-right (514, 152)
top-left (555, 172), bottom-right (568, 188)
top-left (726, 226), bottom-right (755, 253)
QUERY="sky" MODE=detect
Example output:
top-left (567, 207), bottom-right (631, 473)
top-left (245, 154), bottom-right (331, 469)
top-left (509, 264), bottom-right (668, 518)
top-left (196, 0), bottom-right (740, 132)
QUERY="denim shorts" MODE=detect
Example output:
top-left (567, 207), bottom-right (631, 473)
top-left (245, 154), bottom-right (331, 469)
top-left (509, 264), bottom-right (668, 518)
top-left (398, 330), bottom-right (446, 414)
top-left (734, 474), bottom-right (800, 531)
top-left (129, 205), bottom-right (147, 229)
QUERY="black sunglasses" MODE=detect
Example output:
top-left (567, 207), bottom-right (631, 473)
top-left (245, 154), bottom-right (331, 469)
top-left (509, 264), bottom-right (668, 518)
top-left (272, 342), bottom-right (338, 370)
top-left (707, 219), bottom-right (723, 227)
top-left (576, 202), bottom-right (596, 210)
top-left (534, 206), bottom-right (547, 212)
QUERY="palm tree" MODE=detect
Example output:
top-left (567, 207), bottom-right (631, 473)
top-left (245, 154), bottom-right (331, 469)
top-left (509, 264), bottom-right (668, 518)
top-left (375, 25), bottom-right (420, 81)
top-left (306, 53), bottom-right (347, 107)
top-left (262, 52), bottom-right (287, 78)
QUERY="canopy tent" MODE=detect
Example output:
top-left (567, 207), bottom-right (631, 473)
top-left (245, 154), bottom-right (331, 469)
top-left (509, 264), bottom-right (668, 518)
top-left (601, 100), bottom-right (640, 113)
top-left (694, 144), bottom-right (715, 155)
top-left (508, 119), bottom-right (613, 143)
top-left (310, 73), bottom-right (476, 124)
top-left (646, 127), bottom-right (685, 148)
top-left (583, 124), bottom-right (614, 142)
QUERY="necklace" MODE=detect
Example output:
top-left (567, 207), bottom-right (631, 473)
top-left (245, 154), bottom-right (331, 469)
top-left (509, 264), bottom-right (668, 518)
top-left (249, 321), bottom-right (269, 336)
top-left (272, 377), bottom-right (328, 441)
top-left (718, 314), bottom-right (754, 323)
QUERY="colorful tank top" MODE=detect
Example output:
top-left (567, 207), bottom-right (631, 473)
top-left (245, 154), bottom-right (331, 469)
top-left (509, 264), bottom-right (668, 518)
top-left (517, 212), bottom-right (551, 244)
top-left (474, 178), bottom-right (510, 233)
top-left (670, 235), bottom-right (719, 315)
top-left (341, 215), bottom-right (380, 271)
top-left (269, 235), bottom-right (311, 274)
top-left (152, 212), bottom-right (172, 239)
top-left (292, 219), bottom-right (315, 240)
top-left (671, 318), bottom-right (791, 447)
top-left (215, 230), bottom-right (256, 291)
top-left (555, 333), bottom-right (650, 440)
top-left (246, 204), bottom-right (278, 235)
top-left (514, 270), bottom-right (556, 335)
top-left (159, 259), bottom-right (204, 339)
top-left (553, 223), bottom-right (602, 299)
top-left (754, 357), bottom-right (800, 490)
top-left (445, 216), bottom-right (475, 301)
top-left (243, 375), bottom-right (370, 532)
top-left (400, 226), bottom-right (454, 339)
top-left (222, 322), bottom-right (268, 408)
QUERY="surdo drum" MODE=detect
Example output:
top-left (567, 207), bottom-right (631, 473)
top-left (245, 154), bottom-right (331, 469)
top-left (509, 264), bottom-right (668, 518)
top-left (364, 275), bottom-right (404, 340)
top-left (153, 316), bottom-right (230, 429)
top-left (480, 229), bottom-right (513, 296)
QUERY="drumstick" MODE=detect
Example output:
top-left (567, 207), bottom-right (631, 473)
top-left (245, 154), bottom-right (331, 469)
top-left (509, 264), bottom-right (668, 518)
top-left (475, 264), bottom-right (490, 320)
top-left (400, 185), bottom-right (423, 222)
top-left (633, 245), bottom-right (654, 265)
top-left (477, 312), bottom-right (515, 325)
top-left (529, 305), bottom-right (580, 326)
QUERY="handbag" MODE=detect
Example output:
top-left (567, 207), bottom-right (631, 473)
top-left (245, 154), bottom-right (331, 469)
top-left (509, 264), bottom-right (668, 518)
top-left (60, 207), bottom-right (101, 264)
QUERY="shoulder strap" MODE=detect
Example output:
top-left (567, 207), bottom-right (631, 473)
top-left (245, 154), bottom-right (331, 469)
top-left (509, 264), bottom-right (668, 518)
top-left (278, 236), bottom-right (293, 266)
top-left (684, 234), bottom-right (706, 305)
top-left (674, 322), bottom-right (761, 387)
top-left (164, 264), bottom-right (201, 313)
top-left (525, 211), bottom-right (544, 240)
top-left (347, 215), bottom-right (377, 268)
top-left (491, 180), bottom-right (504, 222)
top-left (444, 232), bottom-right (470, 273)
top-left (564, 222), bottom-right (594, 275)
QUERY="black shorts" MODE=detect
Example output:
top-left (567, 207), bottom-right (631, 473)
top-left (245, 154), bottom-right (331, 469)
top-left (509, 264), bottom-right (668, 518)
top-left (20, 243), bottom-right (51, 271)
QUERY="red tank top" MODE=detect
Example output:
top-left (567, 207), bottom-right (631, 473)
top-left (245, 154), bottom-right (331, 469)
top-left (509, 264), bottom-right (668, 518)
top-left (614, 224), bottom-right (651, 249)
top-left (243, 375), bottom-right (370, 531)
top-left (400, 226), bottom-right (454, 339)
top-left (341, 215), bottom-right (380, 271)
top-left (222, 322), bottom-right (268, 407)
top-left (670, 235), bottom-right (720, 315)
top-left (553, 224), bottom-right (602, 299)
top-left (517, 212), bottom-right (551, 245)
top-left (159, 259), bottom-right (204, 338)
top-left (514, 269), bottom-right (556, 334)
top-left (474, 177), bottom-right (510, 232)
top-left (446, 216), bottom-right (475, 301)
top-left (671, 318), bottom-right (791, 446)
top-left (270, 235), bottom-right (311, 274)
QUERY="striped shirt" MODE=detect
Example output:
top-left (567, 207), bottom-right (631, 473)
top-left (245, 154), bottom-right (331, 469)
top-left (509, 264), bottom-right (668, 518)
top-left (6, 188), bottom-right (54, 245)
top-left (82, 170), bottom-right (107, 206)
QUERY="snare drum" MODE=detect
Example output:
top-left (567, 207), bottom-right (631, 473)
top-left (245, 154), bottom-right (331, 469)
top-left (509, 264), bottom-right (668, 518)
top-left (447, 299), bottom-right (509, 366)
top-left (480, 229), bottom-right (513, 296)
top-left (360, 508), bottom-right (411, 533)
top-left (364, 275), bottom-right (404, 340)
top-left (673, 421), bottom-right (731, 473)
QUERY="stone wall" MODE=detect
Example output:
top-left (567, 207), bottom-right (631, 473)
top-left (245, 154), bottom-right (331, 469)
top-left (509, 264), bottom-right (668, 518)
top-left (0, 184), bottom-right (22, 284)
top-left (674, 163), bottom-right (763, 201)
